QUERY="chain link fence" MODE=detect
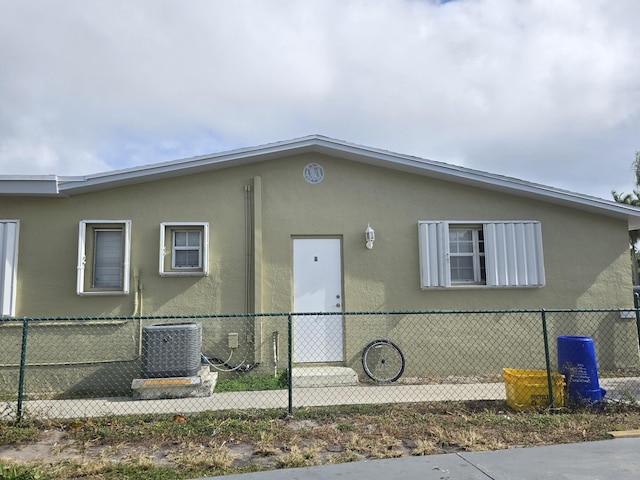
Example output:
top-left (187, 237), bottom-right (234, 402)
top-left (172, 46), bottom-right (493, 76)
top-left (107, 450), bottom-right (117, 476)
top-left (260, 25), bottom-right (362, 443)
top-left (2, 308), bottom-right (640, 421)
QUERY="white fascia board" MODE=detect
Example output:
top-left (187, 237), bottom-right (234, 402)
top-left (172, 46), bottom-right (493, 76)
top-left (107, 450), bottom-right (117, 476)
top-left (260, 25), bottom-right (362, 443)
top-left (57, 136), bottom-right (325, 195)
top-left (0, 175), bottom-right (61, 196)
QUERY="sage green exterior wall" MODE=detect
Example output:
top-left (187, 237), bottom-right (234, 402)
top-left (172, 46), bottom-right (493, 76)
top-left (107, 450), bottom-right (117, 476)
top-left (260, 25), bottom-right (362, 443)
top-left (1, 152), bottom-right (638, 394)
top-left (254, 153), bottom-right (632, 312)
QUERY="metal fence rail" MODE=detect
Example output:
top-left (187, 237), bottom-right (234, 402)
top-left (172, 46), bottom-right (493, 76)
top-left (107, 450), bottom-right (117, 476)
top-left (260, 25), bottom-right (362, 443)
top-left (2, 308), bottom-right (639, 421)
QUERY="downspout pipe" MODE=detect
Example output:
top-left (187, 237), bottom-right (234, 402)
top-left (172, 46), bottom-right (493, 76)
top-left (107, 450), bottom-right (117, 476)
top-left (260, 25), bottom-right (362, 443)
top-left (133, 267), bottom-right (144, 358)
top-left (273, 331), bottom-right (279, 377)
top-left (245, 184), bottom-right (253, 315)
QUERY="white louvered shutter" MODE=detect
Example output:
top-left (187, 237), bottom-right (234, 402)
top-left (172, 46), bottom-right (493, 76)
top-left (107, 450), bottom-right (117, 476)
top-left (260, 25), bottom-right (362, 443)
top-left (418, 221), bottom-right (450, 288)
top-left (0, 221), bottom-right (19, 316)
top-left (484, 221), bottom-right (545, 287)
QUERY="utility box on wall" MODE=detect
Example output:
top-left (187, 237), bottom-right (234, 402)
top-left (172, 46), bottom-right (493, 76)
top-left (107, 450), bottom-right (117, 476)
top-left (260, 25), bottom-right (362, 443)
top-left (141, 322), bottom-right (202, 378)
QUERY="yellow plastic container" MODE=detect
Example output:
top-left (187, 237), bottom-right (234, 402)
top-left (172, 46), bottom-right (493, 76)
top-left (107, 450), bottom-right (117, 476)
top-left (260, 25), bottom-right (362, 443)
top-left (502, 368), bottom-right (565, 411)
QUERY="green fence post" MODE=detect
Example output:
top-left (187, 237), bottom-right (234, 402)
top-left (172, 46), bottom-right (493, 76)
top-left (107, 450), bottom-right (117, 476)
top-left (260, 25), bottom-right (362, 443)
top-left (541, 309), bottom-right (556, 409)
top-left (16, 318), bottom-right (29, 422)
top-left (287, 313), bottom-right (293, 418)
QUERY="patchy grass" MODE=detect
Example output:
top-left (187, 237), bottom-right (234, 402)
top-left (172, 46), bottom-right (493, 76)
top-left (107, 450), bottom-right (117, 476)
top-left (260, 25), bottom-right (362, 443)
top-left (0, 421), bottom-right (42, 446)
top-left (1, 401), bottom-right (640, 479)
top-left (215, 372), bottom-right (288, 392)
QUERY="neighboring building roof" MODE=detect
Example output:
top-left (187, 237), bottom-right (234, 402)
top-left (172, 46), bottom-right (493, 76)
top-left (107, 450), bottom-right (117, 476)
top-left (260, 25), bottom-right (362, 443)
top-left (3, 134), bottom-right (640, 229)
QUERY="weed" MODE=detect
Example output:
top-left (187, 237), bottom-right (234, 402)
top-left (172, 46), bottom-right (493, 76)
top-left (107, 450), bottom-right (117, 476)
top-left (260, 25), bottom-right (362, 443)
top-left (345, 432), bottom-right (368, 453)
top-left (411, 439), bottom-right (439, 456)
top-left (254, 432), bottom-right (280, 456)
top-left (275, 445), bottom-right (318, 469)
top-left (0, 463), bottom-right (42, 480)
top-left (336, 423), bottom-right (354, 432)
top-left (170, 442), bottom-right (235, 470)
top-left (326, 450), bottom-right (361, 464)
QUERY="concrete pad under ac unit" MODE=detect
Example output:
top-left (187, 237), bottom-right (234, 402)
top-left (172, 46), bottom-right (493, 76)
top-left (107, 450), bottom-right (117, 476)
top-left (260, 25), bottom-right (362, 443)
top-left (131, 366), bottom-right (218, 400)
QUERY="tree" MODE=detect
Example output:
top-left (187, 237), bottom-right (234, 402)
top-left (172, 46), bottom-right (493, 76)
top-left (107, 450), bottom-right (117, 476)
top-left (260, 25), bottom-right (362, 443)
top-left (634, 151), bottom-right (640, 187)
top-left (612, 150), bottom-right (640, 285)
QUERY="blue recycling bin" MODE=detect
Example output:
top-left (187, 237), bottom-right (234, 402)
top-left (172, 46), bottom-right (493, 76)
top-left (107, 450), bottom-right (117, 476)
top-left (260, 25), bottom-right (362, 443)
top-left (557, 335), bottom-right (606, 405)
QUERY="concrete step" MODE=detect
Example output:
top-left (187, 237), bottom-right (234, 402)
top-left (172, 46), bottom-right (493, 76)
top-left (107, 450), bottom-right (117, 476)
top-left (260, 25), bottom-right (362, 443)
top-left (292, 366), bottom-right (359, 388)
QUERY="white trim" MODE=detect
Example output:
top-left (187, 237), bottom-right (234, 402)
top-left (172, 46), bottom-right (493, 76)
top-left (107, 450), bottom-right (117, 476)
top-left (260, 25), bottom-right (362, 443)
top-left (0, 176), bottom-right (59, 195)
top-left (77, 220), bottom-right (131, 295)
top-left (159, 222), bottom-right (209, 277)
top-left (76, 222), bottom-right (87, 295)
top-left (0, 220), bottom-right (20, 316)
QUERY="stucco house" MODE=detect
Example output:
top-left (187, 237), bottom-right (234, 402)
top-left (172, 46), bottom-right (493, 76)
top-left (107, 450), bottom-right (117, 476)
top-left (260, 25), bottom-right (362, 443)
top-left (1, 135), bottom-right (640, 393)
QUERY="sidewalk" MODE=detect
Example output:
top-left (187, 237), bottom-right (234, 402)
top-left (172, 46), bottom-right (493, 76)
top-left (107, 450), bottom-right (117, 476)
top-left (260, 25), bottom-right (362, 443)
top-left (15, 382), bottom-right (507, 419)
top-left (8, 376), bottom-right (638, 420)
top-left (204, 437), bottom-right (640, 480)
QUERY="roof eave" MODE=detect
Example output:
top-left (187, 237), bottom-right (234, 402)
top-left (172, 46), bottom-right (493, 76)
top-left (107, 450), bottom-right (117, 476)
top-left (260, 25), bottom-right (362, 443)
top-left (57, 135), bottom-right (329, 195)
top-left (3, 135), bottom-right (640, 229)
top-left (0, 176), bottom-right (62, 196)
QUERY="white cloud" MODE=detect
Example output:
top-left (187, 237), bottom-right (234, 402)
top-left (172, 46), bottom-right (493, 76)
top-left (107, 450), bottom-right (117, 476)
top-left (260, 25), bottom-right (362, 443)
top-left (1, 0), bottom-right (639, 198)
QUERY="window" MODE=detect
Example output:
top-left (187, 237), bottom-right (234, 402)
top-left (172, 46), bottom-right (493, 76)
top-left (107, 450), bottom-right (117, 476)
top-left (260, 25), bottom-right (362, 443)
top-left (418, 221), bottom-right (545, 288)
top-left (449, 226), bottom-right (486, 284)
top-left (172, 230), bottom-right (202, 269)
top-left (77, 220), bottom-right (131, 295)
top-left (0, 220), bottom-right (19, 316)
top-left (159, 222), bottom-right (209, 276)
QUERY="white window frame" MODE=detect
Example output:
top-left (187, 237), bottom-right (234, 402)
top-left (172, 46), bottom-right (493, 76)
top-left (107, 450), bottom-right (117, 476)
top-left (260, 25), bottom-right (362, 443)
top-left (77, 220), bottom-right (131, 296)
top-left (0, 220), bottom-right (20, 316)
top-left (159, 222), bottom-right (209, 276)
top-left (418, 220), bottom-right (545, 289)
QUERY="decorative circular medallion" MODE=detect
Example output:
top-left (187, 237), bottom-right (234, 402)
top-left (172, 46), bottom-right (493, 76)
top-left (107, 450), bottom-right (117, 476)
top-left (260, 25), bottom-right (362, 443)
top-left (303, 163), bottom-right (325, 184)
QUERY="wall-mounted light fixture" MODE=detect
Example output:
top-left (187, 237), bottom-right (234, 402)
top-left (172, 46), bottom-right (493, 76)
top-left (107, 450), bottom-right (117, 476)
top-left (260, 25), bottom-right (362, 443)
top-left (365, 224), bottom-right (375, 250)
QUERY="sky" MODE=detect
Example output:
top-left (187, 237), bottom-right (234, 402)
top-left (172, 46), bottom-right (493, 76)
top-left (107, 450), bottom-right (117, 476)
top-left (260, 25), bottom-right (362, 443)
top-left (1, 0), bottom-right (640, 200)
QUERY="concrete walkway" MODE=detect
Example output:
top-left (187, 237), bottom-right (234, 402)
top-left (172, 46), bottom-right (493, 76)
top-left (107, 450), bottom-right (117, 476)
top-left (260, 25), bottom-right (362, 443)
top-left (14, 382), bottom-right (506, 419)
top-left (5, 376), bottom-right (638, 420)
top-left (203, 437), bottom-right (640, 480)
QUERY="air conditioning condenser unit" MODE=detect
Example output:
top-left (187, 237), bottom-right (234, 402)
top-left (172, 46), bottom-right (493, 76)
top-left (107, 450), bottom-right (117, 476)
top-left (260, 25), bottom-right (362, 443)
top-left (141, 322), bottom-right (202, 378)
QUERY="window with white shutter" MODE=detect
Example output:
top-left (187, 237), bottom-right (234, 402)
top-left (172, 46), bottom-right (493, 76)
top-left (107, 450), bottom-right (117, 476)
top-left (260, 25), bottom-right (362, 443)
top-left (419, 221), bottom-right (545, 289)
top-left (0, 220), bottom-right (19, 316)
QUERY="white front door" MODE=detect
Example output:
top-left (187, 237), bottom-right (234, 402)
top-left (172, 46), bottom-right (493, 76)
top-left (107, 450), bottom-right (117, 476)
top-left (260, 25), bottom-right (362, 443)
top-left (293, 238), bottom-right (344, 363)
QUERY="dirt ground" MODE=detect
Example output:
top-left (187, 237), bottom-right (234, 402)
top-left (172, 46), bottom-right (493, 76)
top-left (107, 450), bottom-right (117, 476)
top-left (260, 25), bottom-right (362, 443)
top-left (2, 401), bottom-right (640, 478)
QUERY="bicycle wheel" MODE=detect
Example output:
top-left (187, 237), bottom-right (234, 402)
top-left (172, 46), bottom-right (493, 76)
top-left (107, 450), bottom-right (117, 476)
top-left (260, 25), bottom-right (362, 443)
top-left (362, 340), bottom-right (405, 382)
